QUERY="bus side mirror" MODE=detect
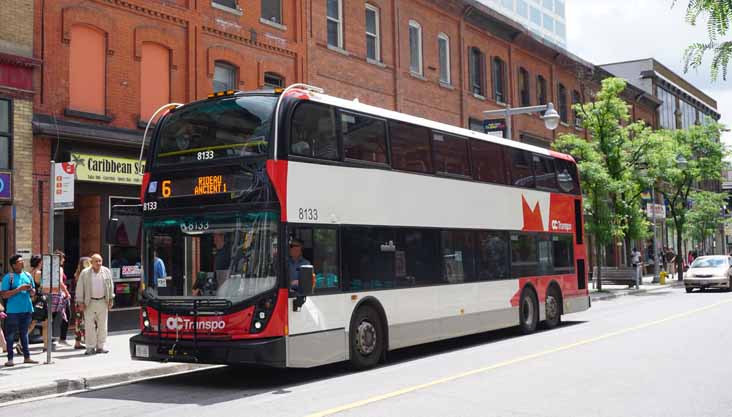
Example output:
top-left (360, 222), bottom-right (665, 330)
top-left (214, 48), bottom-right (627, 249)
top-left (293, 265), bottom-right (314, 311)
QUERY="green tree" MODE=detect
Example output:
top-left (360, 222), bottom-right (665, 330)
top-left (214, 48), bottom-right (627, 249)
top-left (643, 122), bottom-right (725, 280)
top-left (685, 191), bottom-right (728, 252)
top-left (553, 78), bottom-right (657, 290)
top-left (675, 0), bottom-right (732, 80)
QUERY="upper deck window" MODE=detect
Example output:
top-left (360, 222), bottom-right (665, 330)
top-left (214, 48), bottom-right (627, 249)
top-left (290, 102), bottom-right (339, 160)
top-left (154, 95), bottom-right (277, 166)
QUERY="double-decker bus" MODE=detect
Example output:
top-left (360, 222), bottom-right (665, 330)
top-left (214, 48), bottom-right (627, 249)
top-left (124, 84), bottom-right (589, 369)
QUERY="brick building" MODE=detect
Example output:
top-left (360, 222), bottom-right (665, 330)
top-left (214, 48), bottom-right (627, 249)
top-left (31, 0), bottom-right (660, 327)
top-left (0, 0), bottom-right (38, 270)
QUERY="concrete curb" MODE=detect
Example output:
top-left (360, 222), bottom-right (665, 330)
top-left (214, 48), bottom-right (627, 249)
top-left (590, 281), bottom-right (684, 301)
top-left (0, 362), bottom-right (212, 403)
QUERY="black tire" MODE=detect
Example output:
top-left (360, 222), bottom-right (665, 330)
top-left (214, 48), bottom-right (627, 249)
top-left (543, 286), bottom-right (562, 330)
top-left (348, 305), bottom-right (384, 370)
top-left (519, 287), bottom-right (539, 335)
top-left (685, 287), bottom-right (693, 293)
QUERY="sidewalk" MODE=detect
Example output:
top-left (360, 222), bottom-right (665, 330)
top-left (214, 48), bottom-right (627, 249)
top-left (590, 274), bottom-right (684, 301)
top-left (0, 330), bottom-right (214, 404)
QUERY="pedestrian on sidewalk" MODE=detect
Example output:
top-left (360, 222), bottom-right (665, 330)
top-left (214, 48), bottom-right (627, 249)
top-left (1, 254), bottom-right (40, 366)
top-left (52, 250), bottom-right (71, 347)
top-left (0, 300), bottom-right (7, 353)
top-left (24, 255), bottom-right (45, 352)
top-left (665, 248), bottom-right (676, 276)
top-left (631, 247), bottom-right (642, 289)
top-left (76, 254), bottom-right (114, 355)
top-left (71, 256), bottom-right (91, 350)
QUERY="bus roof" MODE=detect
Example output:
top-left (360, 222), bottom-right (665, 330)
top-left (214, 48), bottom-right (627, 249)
top-left (288, 87), bottom-right (575, 163)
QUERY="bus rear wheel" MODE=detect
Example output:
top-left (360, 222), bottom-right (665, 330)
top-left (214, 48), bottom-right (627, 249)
top-left (519, 288), bottom-right (539, 335)
top-left (543, 287), bottom-right (562, 330)
top-left (349, 305), bottom-right (384, 370)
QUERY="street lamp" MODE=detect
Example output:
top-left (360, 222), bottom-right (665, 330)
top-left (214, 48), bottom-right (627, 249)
top-left (483, 103), bottom-right (561, 140)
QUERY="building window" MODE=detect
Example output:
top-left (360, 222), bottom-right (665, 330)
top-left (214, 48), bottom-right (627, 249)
top-left (502, 0), bottom-right (514, 9)
top-left (327, 0), bottom-right (343, 48)
top-left (519, 67), bottom-right (531, 107)
top-left (492, 57), bottom-right (506, 103)
top-left (438, 33), bottom-right (450, 84)
top-left (680, 99), bottom-right (697, 129)
top-left (530, 6), bottom-right (542, 26)
top-left (468, 118), bottom-right (484, 133)
top-left (657, 87), bottom-right (676, 129)
top-left (517, 0), bottom-right (529, 18)
top-left (555, 21), bottom-right (566, 38)
top-left (264, 72), bottom-right (284, 88)
top-left (408, 20), bottom-right (423, 75)
top-left (557, 83), bottom-right (568, 123)
top-left (572, 90), bottom-right (582, 128)
top-left (213, 61), bottom-right (237, 92)
top-left (261, 0), bottom-right (281, 24)
top-left (365, 4), bottom-right (380, 61)
top-left (555, 0), bottom-right (565, 17)
top-left (543, 0), bottom-right (554, 11)
top-left (0, 99), bottom-right (9, 170)
top-left (543, 13), bottom-right (555, 32)
top-left (469, 47), bottom-right (485, 96)
top-left (537, 75), bottom-right (547, 105)
top-left (140, 43), bottom-right (170, 122)
top-left (213, 0), bottom-right (238, 10)
top-left (69, 25), bottom-right (106, 115)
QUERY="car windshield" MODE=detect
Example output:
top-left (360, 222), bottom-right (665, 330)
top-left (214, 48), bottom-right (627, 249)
top-left (144, 211), bottom-right (278, 301)
top-left (154, 95), bottom-right (278, 165)
top-left (691, 257), bottom-right (727, 268)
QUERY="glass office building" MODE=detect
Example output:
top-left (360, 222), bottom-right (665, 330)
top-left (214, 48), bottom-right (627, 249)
top-left (480, 0), bottom-right (566, 47)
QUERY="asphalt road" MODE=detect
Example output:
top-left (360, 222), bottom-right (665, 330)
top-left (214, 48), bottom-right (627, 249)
top-left (5, 286), bottom-right (732, 417)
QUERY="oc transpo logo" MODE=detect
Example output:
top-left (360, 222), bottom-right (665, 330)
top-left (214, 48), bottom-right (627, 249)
top-left (165, 316), bottom-right (226, 331)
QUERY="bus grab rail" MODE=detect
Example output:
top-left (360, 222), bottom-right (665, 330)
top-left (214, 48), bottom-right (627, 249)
top-left (138, 103), bottom-right (184, 175)
top-left (272, 84), bottom-right (325, 161)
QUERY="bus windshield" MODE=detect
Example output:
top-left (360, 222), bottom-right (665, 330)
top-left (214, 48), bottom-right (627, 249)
top-left (144, 211), bottom-right (279, 301)
top-left (154, 95), bottom-right (278, 165)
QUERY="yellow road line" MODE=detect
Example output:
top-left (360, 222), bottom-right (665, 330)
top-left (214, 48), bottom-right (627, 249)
top-left (307, 298), bottom-right (732, 417)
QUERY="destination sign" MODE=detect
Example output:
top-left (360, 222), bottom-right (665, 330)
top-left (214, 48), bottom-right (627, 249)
top-left (155, 173), bottom-right (252, 199)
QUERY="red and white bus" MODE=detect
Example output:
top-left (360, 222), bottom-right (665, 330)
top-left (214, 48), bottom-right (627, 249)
top-left (125, 84), bottom-right (589, 369)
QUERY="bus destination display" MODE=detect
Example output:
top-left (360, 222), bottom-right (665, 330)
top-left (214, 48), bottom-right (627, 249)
top-left (157, 174), bottom-right (243, 199)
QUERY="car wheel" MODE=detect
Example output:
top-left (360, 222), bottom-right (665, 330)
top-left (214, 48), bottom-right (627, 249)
top-left (685, 287), bottom-right (693, 293)
top-left (519, 287), bottom-right (539, 335)
top-left (543, 286), bottom-right (562, 330)
top-left (348, 305), bottom-right (384, 370)
top-left (728, 277), bottom-right (732, 292)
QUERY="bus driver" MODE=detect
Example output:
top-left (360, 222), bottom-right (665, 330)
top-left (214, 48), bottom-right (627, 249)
top-left (288, 238), bottom-right (311, 291)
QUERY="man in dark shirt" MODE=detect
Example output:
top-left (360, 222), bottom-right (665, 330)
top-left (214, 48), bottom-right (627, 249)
top-left (288, 238), bottom-right (311, 290)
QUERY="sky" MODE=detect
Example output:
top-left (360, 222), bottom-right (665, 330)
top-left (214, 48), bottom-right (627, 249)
top-left (565, 0), bottom-right (732, 146)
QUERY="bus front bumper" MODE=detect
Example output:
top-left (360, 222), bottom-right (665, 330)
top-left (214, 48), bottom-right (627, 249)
top-left (129, 334), bottom-right (286, 367)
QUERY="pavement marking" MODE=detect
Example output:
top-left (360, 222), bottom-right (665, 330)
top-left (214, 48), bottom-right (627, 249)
top-left (306, 297), bottom-right (732, 417)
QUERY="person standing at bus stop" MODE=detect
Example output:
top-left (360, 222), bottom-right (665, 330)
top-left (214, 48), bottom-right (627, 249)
top-left (1, 254), bottom-right (39, 366)
top-left (76, 254), bottom-right (114, 355)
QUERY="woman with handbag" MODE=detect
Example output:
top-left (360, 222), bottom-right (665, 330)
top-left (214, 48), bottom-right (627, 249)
top-left (20, 255), bottom-right (46, 354)
top-left (0, 301), bottom-right (7, 353)
top-left (71, 257), bottom-right (90, 350)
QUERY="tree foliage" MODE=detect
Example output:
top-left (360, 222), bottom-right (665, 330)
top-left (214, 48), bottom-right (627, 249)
top-left (685, 190), bottom-right (729, 248)
top-left (553, 78), bottom-right (658, 289)
top-left (643, 122), bottom-right (725, 278)
top-left (675, 0), bottom-right (732, 80)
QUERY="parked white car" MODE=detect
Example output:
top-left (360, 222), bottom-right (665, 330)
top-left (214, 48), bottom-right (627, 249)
top-left (685, 255), bottom-right (732, 293)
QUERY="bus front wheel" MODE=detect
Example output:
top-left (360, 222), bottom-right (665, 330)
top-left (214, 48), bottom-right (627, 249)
top-left (349, 305), bottom-right (384, 370)
top-left (519, 287), bottom-right (539, 335)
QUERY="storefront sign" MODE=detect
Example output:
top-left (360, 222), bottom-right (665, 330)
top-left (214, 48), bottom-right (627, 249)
top-left (483, 118), bottom-right (507, 138)
top-left (54, 162), bottom-right (75, 210)
top-left (0, 171), bottom-right (11, 200)
top-left (646, 203), bottom-right (666, 220)
top-left (122, 265), bottom-right (142, 278)
top-left (71, 153), bottom-right (145, 185)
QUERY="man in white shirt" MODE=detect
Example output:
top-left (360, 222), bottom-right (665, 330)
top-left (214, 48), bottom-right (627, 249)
top-left (76, 254), bottom-right (114, 355)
